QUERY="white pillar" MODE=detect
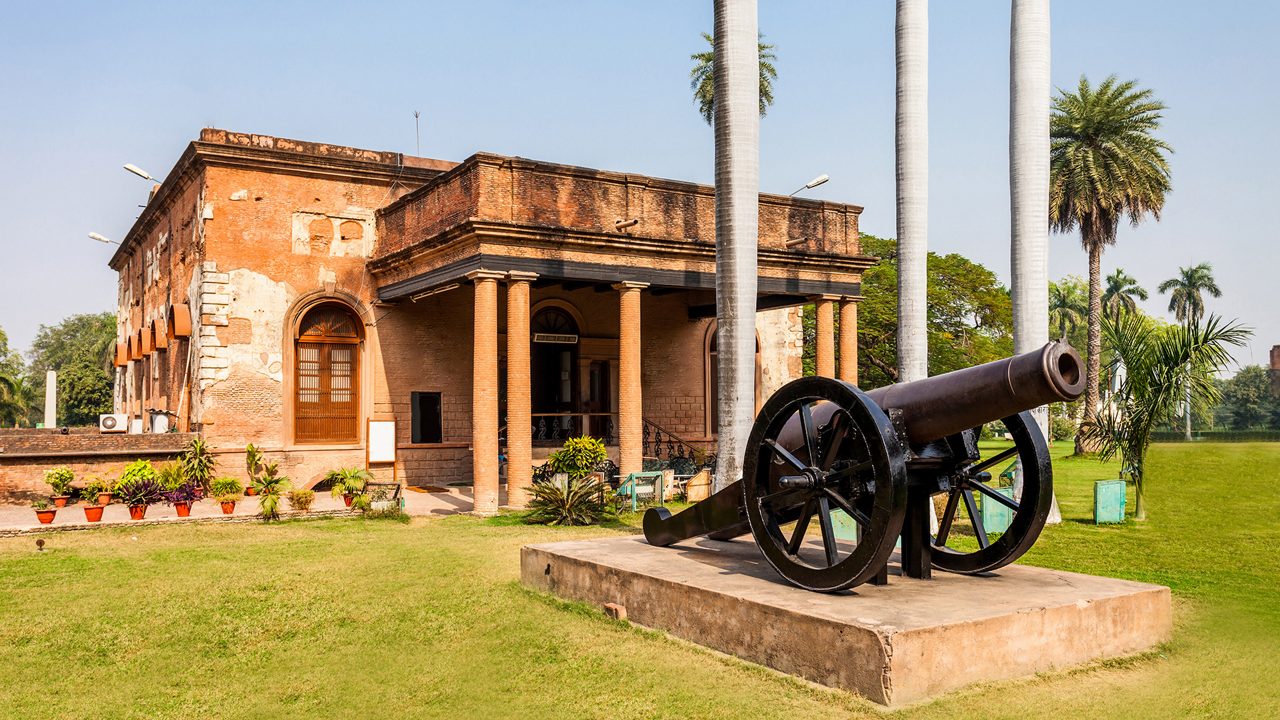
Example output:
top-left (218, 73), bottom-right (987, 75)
top-left (43, 370), bottom-right (57, 428)
top-left (896, 0), bottom-right (929, 383)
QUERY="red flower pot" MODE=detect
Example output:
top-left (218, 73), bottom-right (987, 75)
top-left (83, 505), bottom-right (104, 523)
top-left (244, 486), bottom-right (258, 496)
top-left (220, 501), bottom-right (236, 515)
top-left (128, 505), bottom-right (148, 520)
top-left (342, 494), bottom-right (354, 507)
top-left (174, 501), bottom-right (192, 518)
top-left (52, 496), bottom-right (70, 508)
top-left (35, 509), bottom-right (56, 524)
top-left (97, 492), bottom-right (114, 506)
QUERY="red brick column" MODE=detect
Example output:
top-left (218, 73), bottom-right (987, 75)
top-left (839, 298), bottom-right (859, 385)
top-left (615, 282), bottom-right (648, 479)
top-left (504, 271), bottom-right (537, 508)
top-left (469, 270), bottom-right (504, 515)
top-left (815, 296), bottom-right (836, 377)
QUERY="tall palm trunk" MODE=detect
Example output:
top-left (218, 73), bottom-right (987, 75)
top-left (712, 0), bottom-right (760, 492)
top-left (1077, 241), bottom-right (1104, 454)
top-left (1010, 0), bottom-right (1060, 522)
top-left (896, 0), bottom-right (928, 383)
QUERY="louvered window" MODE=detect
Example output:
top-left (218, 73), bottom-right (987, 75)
top-left (295, 304), bottom-right (361, 443)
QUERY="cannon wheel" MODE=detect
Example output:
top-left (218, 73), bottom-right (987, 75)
top-left (742, 377), bottom-right (908, 592)
top-left (929, 411), bottom-right (1053, 574)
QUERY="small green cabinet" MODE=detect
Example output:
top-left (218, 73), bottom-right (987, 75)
top-left (1094, 480), bottom-right (1127, 524)
top-left (981, 487), bottom-right (1015, 534)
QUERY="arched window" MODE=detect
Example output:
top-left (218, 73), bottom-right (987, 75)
top-left (295, 303), bottom-right (362, 443)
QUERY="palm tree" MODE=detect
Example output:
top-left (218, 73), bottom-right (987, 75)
top-left (690, 31), bottom-right (777, 125)
top-left (1050, 75), bottom-right (1172, 454)
top-left (1158, 261), bottom-right (1222, 439)
top-left (1102, 268), bottom-right (1149, 321)
top-left (1084, 312), bottom-right (1248, 518)
top-left (1049, 277), bottom-right (1088, 340)
top-left (1158, 262), bottom-right (1221, 323)
top-left (0, 372), bottom-right (38, 427)
top-left (896, 0), bottom-right (929, 383)
top-left (711, 0), bottom-right (760, 493)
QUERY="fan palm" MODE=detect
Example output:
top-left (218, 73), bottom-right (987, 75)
top-left (1048, 277), bottom-right (1088, 341)
top-left (1083, 313), bottom-right (1248, 518)
top-left (1050, 75), bottom-right (1172, 454)
top-left (1102, 268), bottom-right (1149, 321)
top-left (1158, 262), bottom-right (1220, 323)
top-left (0, 372), bottom-right (38, 427)
top-left (690, 31), bottom-right (776, 126)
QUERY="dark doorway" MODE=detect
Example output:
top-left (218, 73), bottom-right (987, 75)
top-left (530, 308), bottom-right (580, 442)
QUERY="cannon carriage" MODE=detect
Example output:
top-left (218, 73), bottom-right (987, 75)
top-left (643, 340), bottom-right (1085, 592)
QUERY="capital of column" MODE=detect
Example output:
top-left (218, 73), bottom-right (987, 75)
top-left (839, 295), bottom-right (864, 304)
top-left (613, 281), bottom-right (650, 291)
top-left (466, 269), bottom-right (506, 283)
top-left (506, 271), bottom-right (539, 283)
top-left (811, 294), bottom-right (842, 303)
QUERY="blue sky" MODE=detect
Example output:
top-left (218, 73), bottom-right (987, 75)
top-left (1, 1), bottom-right (1275, 366)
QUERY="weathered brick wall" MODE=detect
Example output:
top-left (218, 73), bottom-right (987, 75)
top-left (0, 431), bottom-right (197, 498)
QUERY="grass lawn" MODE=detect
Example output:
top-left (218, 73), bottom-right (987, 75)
top-left (2, 443), bottom-right (1277, 719)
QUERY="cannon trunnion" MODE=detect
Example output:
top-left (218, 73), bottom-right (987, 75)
top-left (643, 340), bottom-right (1085, 593)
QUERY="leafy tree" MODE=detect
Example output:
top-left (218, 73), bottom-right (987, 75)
top-left (1215, 366), bottom-right (1279, 430)
top-left (1102, 268), bottom-right (1149, 321)
top-left (1158, 262), bottom-right (1221, 323)
top-left (805, 235), bottom-right (1013, 388)
top-left (26, 312), bottom-right (116, 426)
top-left (690, 31), bottom-right (777, 125)
top-left (0, 326), bottom-right (22, 378)
top-left (57, 360), bottom-right (113, 426)
top-left (1050, 75), bottom-right (1173, 455)
top-left (1083, 313), bottom-right (1249, 519)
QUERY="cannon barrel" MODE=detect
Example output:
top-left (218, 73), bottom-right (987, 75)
top-left (864, 339), bottom-right (1083, 445)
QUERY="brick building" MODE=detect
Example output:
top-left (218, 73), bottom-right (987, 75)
top-left (107, 129), bottom-right (871, 511)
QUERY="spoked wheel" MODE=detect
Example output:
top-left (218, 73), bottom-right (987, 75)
top-left (930, 411), bottom-right (1053, 574)
top-left (742, 377), bottom-right (908, 592)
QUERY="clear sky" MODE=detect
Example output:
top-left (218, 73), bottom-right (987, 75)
top-left (1, 1), bottom-right (1275, 366)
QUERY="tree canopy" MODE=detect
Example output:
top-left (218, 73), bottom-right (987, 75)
top-left (689, 32), bottom-right (777, 125)
top-left (1213, 365), bottom-right (1280, 430)
top-left (26, 312), bottom-right (116, 426)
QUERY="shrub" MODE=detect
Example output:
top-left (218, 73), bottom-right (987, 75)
top-left (32, 499), bottom-right (51, 511)
top-left (545, 437), bottom-right (608, 481)
top-left (80, 476), bottom-right (109, 503)
top-left (119, 460), bottom-right (157, 489)
top-left (164, 481), bottom-right (200, 506)
top-left (210, 476), bottom-right (243, 497)
top-left (215, 492), bottom-right (243, 505)
top-left (325, 468), bottom-right (370, 498)
top-left (525, 474), bottom-right (614, 526)
top-left (286, 488), bottom-right (315, 513)
top-left (180, 437), bottom-right (216, 492)
top-left (44, 467), bottom-right (75, 496)
top-left (1050, 414), bottom-right (1076, 443)
top-left (254, 462), bottom-right (291, 521)
top-left (116, 476), bottom-right (164, 507)
top-left (156, 463), bottom-right (186, 492)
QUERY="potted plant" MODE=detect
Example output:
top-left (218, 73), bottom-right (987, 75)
top-left (81, 479), bottom-right (107, 523)
top-left (179, 437), bottom-right (217, 496)
top-left (211, 477), bottom-right (243, 515)
top-left (115, 475), bottom-right (164, 520)
top-left (32, 499), bottom-right (56, 525)
top-left (253, 462), bottom-right (291, 521)
top-left (164, 481), bottom-right (200, 518)
top-left (85, 474), bottom-right (114, 506)
top-left (45, 467), bottom-right (75, 508)
top-left (244, 444), bottom-right (264, 496)
top-left (326, 467), bottom-right (371, 508)
top-left (286, 488), bottom-right (315, 513)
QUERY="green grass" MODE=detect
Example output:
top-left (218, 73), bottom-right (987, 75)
top-left (1, 443), bottom-right (1277, 719)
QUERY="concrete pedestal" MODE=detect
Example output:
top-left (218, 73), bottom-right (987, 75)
top-left (521, 535), bottom-right (1171, 706)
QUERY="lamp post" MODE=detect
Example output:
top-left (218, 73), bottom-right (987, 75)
top-left (88, 232), bottom-right (119, 246)
top-left (789, 174), bottom-right (830, 196)
top-left (123, 164), bottom-right (159, 182)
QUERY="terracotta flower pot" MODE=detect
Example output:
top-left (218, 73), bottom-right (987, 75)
top-left (52, 495), bottom-right (70, 508)
top-left (83, 505), bottom-right (104, 523)
top-left (342, 493), bottom-right (354, 508)
top-left (97, 492), bottom-right (114, 506)
top-left (174, 501), bottom-right (192, 518)
top-left (128, 505), bottom-right (148, 520)
top-left (35, 509), bottom-right (56, 524)
top-left (220, 501), bottom-right (236, 515)
top-left (245, 486), bottom-right (258, 496)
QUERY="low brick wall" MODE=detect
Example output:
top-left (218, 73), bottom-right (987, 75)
top-left (0, 430), bottom-right (197, 500)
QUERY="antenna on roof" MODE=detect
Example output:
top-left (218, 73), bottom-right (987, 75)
top-left (413, 111), bottom-right (421, 156)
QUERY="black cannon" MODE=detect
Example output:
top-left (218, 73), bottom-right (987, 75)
top-left (643, 340), bottom-right (1085, 592)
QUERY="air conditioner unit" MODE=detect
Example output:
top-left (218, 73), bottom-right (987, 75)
top-left (99, 413), bottom-right (128, 433)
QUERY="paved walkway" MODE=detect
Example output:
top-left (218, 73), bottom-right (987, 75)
top-left (0, 486), bottom-right (497, 534)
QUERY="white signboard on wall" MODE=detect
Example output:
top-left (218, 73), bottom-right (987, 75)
top-left (367, 420), bottom-right (397, 464)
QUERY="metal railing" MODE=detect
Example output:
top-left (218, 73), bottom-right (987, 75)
top-left (531, 412), bottom-right (618, 446)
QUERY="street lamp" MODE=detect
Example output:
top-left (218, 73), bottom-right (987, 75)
top-left (123, 163), bottom-right (159, 182)
top-left (88, 232), bottom-right (119, 246)
top-left (789, 174), bottom-right (830, 196)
